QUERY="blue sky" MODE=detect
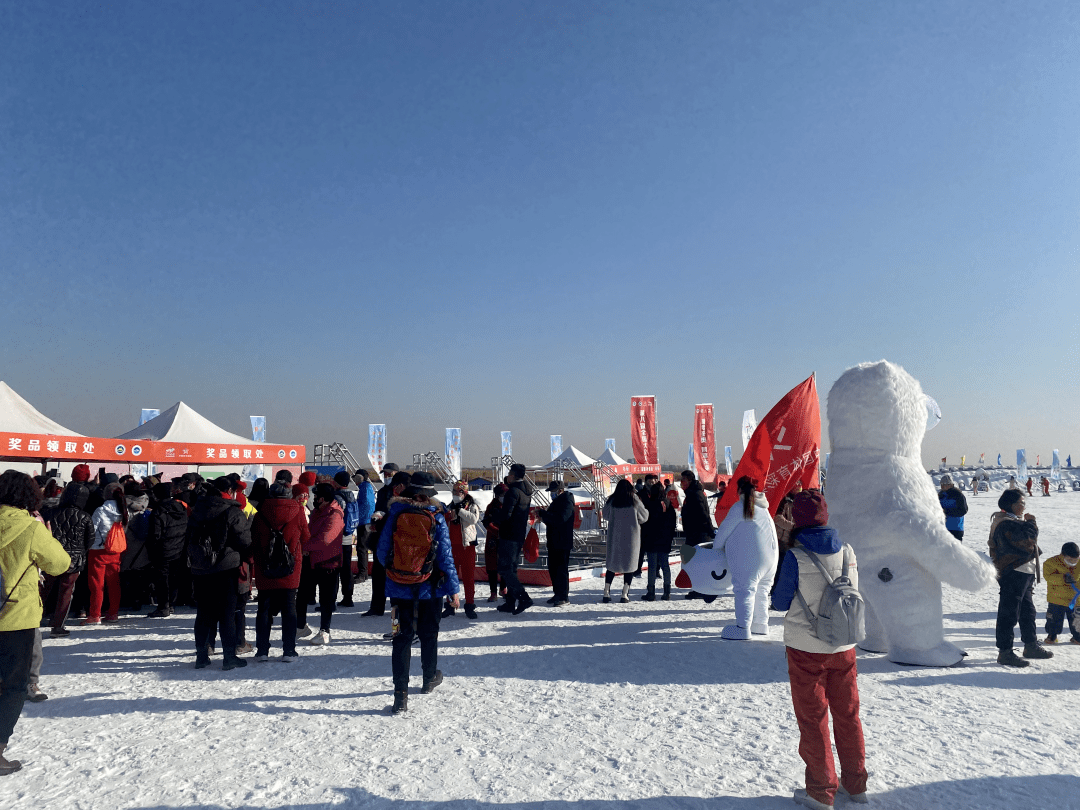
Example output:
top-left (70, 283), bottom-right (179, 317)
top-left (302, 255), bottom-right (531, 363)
top-left (3, 1), bottom-right (1077, 468)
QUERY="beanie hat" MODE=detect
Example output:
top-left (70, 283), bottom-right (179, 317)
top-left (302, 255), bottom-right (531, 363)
top-left (1062, 542), bottom-right (1079, 559)
top-left (291, 483), bottom-right (309, 499)
top-left (939, 474), bottom-right (952, 486)
top-left (102, 473), bottom-right (119, 486)
top-left (152, 482), bottom-right (172, 501)
top-left (792, 491), bottom-right (829, 529)
top-left (71, 464), bottom-right (92, 483)
top-left (333, 470), bottom-right (351, 488)
top-left (298, 471), bottom-right (317, 487)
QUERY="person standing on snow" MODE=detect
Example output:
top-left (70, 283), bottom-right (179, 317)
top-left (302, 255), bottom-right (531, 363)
top-left (351, 469), bottom-right (376, 586)
top-left (364, 469), bottom-right (410, 618)
top-left (989, 489), bottom-right (1052, 667)
top-left (496, 464), bottom-right (533, 615)
top-left (600, 479), bottom-right (649, 603)
top-left (145, 482), bottom-right (188, 618)
top-left (1042, 542), bottom-right (1080, 645)
top-left (0, 471), bottom-right (71, 775)
top-left (482, 484), bottom-right (507, 602)
top-left (376, 471), bottom-right (460, 715)
top-left (679, 470), bottom-right (716, 601)
top-left (299, 483), bottom-right (344, 646)
top-left (538, 480), bottom-right (576, 606)
top-left (937, 474), bottom-right (968, 542)
top-left (771, 490), bottom-right (868, 810)
top-left (714, 476), bottom-right (779, 640)
top-left (331, 471), bottom-right (361, 608)
top-left (443, 481), bottom-right (481, 619)
top-left (251, 478), bottom-right (309, 661)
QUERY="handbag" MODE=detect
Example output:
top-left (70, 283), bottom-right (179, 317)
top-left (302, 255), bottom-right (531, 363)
top-left (523, 525), bottom-right (540, 563)
top-left (104, 521), bottom-right (127, 555)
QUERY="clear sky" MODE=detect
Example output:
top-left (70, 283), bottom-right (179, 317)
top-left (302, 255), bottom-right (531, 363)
top-left (3, 1), bottom-right (1078, 469)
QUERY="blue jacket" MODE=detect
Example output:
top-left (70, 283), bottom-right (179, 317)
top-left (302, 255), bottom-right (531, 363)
top-left (334, 489), bottom-right (361, 536)
top-left (356, 481), bottom-right (375, 526)
top-left (771, 525), bottom-right (843, 611)
top-left (377, 499), bottom-right (460, 600)
top-left (938, 488), bottom-right (968, 531)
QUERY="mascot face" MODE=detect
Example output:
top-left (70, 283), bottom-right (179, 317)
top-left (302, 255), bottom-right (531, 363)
top-left (674, 543), bottom-right (734, 595)
top-left (827, 360), bottom-right (927, 457)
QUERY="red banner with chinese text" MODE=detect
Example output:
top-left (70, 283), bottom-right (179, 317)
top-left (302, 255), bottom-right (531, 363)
top-left (0, 432), bottom-right (305, 466)
top-left (630, 396), bottom-right (658, 465)
top-left (694, 404), bottom-right (715, 482)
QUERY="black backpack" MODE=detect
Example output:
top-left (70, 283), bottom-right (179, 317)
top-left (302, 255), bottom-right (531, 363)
top-left (190, 512), bottom-right (229, 570)
top-left (263, 525), bottom-right (296, 579)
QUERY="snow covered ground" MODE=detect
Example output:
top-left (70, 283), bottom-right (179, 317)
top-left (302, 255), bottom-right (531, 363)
top-left (5, 490), bottom-right (1079, 810)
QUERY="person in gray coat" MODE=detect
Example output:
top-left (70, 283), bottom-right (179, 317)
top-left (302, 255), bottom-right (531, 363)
top-left (600, 479), bottom-right (649, 603)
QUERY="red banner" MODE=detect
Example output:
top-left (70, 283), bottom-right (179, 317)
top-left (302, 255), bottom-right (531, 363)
top-left (694, 404), bottom-right (715, 482)
top-left (630, 396), bottom-right (658, 465)
top-left (714, 374), bottom-right (821, 519)
top-left (0, 431), bottom-right (305, 465)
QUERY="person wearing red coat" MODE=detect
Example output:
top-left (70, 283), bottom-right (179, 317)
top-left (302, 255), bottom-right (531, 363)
top-left (252, 481), bottom-right (309, 661)
top-left (298, 483), bottom-right (344, 646)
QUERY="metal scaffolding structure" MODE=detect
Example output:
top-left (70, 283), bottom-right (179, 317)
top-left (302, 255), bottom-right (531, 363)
top-left (312, 442), bottom-right (360, 471)
top-left (412, 451), bottom-right (457, 484)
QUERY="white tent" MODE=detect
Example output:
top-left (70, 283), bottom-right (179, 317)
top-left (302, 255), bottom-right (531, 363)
top-left (596, 446), bottom-right (628, 467)
top-left (0, 381), bottom-right (82, 436)
top-left (115, 402), bottom-right (257, 444)
top-left (542, 445), bottom-right (596, 469)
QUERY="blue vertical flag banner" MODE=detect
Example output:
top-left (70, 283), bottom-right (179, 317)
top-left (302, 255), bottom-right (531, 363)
top-left (368, 424), bottom-right (387, 477)
top-left (1068, 455), bottom-right (1072, 468)
top-left (250, 416), bottom-right (266, 443)
top-left (688, 443), bottom-right (694, 471)
top-left (1017, 449), bottom-right (1026, 482)
top-left (501, 431), bottom-right (512, 457)
top-left (550, 435), bottom-right (562, 461)
top-left (1051, 449), bottom-right (1061, 481)
top-left (997, 453), bottom-right (1001, 466)
top-left (605, 438), bottom-right (616, 453)
top-left (140, 409), bottom-right (160, 426)
top-left (445, 428), bottom-right (462, 482)
top-left (724, 446), bottom-right (733, 475)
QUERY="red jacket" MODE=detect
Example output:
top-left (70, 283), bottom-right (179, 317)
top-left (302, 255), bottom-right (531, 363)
top-left (252, 496), bottom-right (309, 590)
top-left (305, 499), bottom-right (344, 568)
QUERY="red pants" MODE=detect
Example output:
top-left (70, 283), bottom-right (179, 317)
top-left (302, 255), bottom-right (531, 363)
top-left (786, 647), bottom-right (867, 805)
top-left (87, 550), bottom-right (122, 621)
top-left (450, 536), bottom-right (476, 605)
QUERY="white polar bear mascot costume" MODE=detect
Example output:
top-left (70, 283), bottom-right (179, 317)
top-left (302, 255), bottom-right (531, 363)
top-left (714, 477), bottom-right (779, 640)
top-left (826, 360), bottom-right (996, 667)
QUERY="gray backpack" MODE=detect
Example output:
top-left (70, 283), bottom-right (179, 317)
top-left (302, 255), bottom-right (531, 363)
top-left (794, 545), bottom-right (866, 646)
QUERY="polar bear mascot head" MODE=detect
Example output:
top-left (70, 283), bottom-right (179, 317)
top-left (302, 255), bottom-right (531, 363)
top-left (826, 360), bottom-right (996, 667)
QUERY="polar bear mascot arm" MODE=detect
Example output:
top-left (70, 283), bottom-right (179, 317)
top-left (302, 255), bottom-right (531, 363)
top-left (713, 500), bottom-right (745, 554)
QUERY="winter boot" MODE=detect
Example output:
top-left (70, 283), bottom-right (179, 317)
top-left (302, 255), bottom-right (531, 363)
top-left (392, 690), bottom-right (408, 715)
top-left (146, 606), bottom-right (173, 618)
top-left (441, 601), bottom-right (456, 618)
top-left (838, 784), bottom-right (869, 804)
top-left (602, 582), bottom-right (612, 603)
top-left (661, 585), bottom-right (671, 601)
top-left (222, 654), bottom-right (248, 671)
top-left (512, 594), bottom-right (533, 615)
top-left (641, 587), bottom-right (656, 601)
top-left (26, 684), bottom-right (48, 702)
top-left (720, 625), bottom-right (751, 641)
top-left (464, 603), bottom-right (477, 619)
top-left (620, 583), bottom-right (631, 604)
top-left (997, 648), bottom-right (1030, 667)
top-left (421, 669), bottom-right (444, 694)
top-left (792, 789), bottom-right (831, 810)
top-left (195, 647), bottom-right (212, 669)
top-left (0, 744), bottom-right (22, 775)
top-left (496, 598), bottom-right (516, 613)
top-left (1023, 642), bottom-right (1053, 660)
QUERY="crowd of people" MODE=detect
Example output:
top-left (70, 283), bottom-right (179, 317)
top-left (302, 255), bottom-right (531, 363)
top-left (0, 460), bottom-right (1076, 807)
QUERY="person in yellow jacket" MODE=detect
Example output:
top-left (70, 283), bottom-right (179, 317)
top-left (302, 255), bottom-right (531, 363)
top-left (1043, 542), bottom-right (1080, 644)
top-left (0, 471), bottom-right (71, 775)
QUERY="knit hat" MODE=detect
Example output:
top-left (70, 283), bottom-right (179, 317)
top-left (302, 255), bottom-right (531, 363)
top-left (291, 483), bottom-right (309, 499)
top-left (102, 473), bottom-right (119, 486)
top-left (334, 470), bottom-right (352, 488)
top-left (792, 491), bottom-right (829, 528)
top-left (152, 482), bottom-right (172, 501)
top-left (298, 471), bottom-right (317, 487)
top-left (71, 464), bottom-right (92, 483)
top-left (939, 474), bottom-right (952, 486)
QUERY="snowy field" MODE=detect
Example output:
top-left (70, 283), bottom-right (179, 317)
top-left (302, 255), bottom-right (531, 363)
top-left (4, 490), bottom-right (1079, 810)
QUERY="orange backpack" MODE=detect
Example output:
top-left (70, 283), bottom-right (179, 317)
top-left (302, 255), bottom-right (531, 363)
top-left (104, 520), bottom-right (127, 555)
top-left (385, 506), bottom-right (439, 586)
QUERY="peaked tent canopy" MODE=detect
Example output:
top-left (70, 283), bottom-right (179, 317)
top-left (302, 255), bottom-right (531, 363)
top-left (542, 445), bottom-right (596, 469)
top-left (596, 447), bottom-right (628, 467)
top-left (0, 381), bottom-right (82, 436)
top-left (115, 402), bottom-right (257, 444)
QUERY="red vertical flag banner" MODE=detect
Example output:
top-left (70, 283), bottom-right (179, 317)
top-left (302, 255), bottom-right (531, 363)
top-left (630, 396), bottom-right (658, 465)
top-left (714, 374), bottom-right (821, 520)
top-left (694, 404), bottom-right (715, 482)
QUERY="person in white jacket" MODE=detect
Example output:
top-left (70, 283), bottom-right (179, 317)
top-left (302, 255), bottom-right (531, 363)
top-left (713, 476), bottom-right (779, 640)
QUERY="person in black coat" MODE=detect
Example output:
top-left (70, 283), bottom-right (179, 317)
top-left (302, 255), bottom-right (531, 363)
top-left (639, 475), bottom-right (675, 600)
top-left (496, 464), bottom-right (534, 614)
top-left (146, 483), bottom-right (189, 618)
top-left (538, 481), bottom-right (576, 606)
top-left (679, 471), bottom-right (714, 546)
top-left (362, 469), bottom-right (410, 618)
top-left (186, 478), bottom-right (252, 670)
top-left (41, 483), bottom-right (95, 635)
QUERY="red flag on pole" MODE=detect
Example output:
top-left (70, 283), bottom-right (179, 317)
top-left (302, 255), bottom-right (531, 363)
top-left (694, 404), bottom-right (715, 483)
top-left (630, 396), bottom-right (658, 465)
top-left (714, 374), bottom-right (821, 520)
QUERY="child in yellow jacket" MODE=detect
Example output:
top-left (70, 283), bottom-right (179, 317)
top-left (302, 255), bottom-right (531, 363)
top-left (1043, 542), bottom-right (1080, 644)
